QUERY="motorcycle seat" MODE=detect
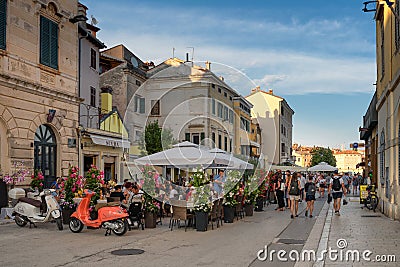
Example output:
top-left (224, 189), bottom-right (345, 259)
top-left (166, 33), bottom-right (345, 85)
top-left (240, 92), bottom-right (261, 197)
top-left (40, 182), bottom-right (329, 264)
top-left (19, 197), bottom-right (42, 208)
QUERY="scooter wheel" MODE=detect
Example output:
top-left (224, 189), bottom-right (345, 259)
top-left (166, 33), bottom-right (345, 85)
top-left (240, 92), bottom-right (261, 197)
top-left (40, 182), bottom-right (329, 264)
top-left (112, 219), bottom-right (128, 236)
top-left (56, 217), bottom-right (63, 231)
top-left (15, 215), bottom-right (27, 227)
top-left (69, 218), bottom-right (83, 233)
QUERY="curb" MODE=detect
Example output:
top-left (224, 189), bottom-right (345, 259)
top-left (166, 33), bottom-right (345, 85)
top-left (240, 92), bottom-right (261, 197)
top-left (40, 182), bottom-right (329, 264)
top-left (0, 219), bottom-right (14, 225)
top-left (294, 200), bottom-right (330, 267)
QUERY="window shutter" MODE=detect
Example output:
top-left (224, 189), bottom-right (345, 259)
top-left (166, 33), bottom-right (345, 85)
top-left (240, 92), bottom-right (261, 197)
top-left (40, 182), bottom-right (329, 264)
top-left (49, 20), bottom-right (58, 69)
top-left (40, 16), bottom-right (50, 66)
top-left (0, 0), bottom-right (7, 50)
top-left (139, 97), bottom-right (145, 113)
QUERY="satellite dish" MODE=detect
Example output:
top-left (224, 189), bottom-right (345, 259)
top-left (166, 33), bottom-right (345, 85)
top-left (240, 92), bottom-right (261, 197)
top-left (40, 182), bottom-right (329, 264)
top-left (130, 57), bottom-right (138, 68)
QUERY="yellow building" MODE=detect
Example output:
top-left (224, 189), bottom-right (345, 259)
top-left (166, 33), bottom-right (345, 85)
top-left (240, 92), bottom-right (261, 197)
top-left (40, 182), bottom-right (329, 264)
top-left (333, 150), bottom-right (363, 174)
top-left (373, 1), bottom-right (400, 220)
top-left (79, 87), bottom-right (130, 183)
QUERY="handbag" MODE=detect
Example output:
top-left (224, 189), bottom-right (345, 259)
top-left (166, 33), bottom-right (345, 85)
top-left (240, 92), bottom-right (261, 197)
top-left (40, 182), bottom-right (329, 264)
top-left (343, 197), bottom-right (348, 205)
top-left (327, 194), bottom-right (332, 204)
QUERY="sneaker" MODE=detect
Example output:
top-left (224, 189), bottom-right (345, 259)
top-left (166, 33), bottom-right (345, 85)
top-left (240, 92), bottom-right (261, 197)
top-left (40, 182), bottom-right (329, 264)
top-left (295, 214), bottom-right (298, 217)
top-left (310, 215), bottom-right (313, 218)
top-left (291, 215), bottom-right (294, 219)
top-left (305, 210), bottom-right (308, 217)
top-left (337, 212), bottom-right (340, 216)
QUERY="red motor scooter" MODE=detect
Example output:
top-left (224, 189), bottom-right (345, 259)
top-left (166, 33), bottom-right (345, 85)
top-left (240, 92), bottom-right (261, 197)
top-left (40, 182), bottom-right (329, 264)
top-left (69, 189), bottom-right (129, 236)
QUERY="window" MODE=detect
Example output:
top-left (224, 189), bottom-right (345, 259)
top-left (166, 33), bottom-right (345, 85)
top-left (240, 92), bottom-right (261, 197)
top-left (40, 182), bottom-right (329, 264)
top-left (218, 134), bottom-right (222, 149)
top-left (224, 136), bottom-right (228, 151)
top-left (150, 100), bottom-right (160, 116)
top-left (240, 117), bottom-right (250, 132)
top-left (212, 132), bottom-right (216, 148)
top-left (201, 132), bottom-right (205, 144)
top-left (134, 96), bottom-right (145, 114)
top-left (229, 96), bottom-right (232, 101)
top-left (224, 106), bottom-right (229, 121)
top-left (90, 87), bottom-right (96, 107)
top-left (40, 16), bottom-right (58, 69)
top-left (192, 133), bottom-right (200, 145)
top-left (185, 133), bottom-right (190, 142)
top-left (135, 131), bottom-right (142, 142)
top-left (217, 103), bottom-right (223, 118)
top-left (212, 99), bottom-right (216, 115)
top-left (218, 87), bottom-right (221, 93)
top-left (90, 48), bottom-right (96, 69)
top-left (0, 0), bottom-right (6, 50)
top-left (211, 84), bottom-right (215, 89)
top-left (136, 80), bottom-right (141, 86)
top-left (281, 143), bottom-right (286, 153)
top-left (281, 105), bottom-right (285, 116)
top-left (230, 139), bottom-right (232, 152)
top-left (229, 109), bottom-right (234, 124)
top-left (224, 92), bottom-right (227, 98)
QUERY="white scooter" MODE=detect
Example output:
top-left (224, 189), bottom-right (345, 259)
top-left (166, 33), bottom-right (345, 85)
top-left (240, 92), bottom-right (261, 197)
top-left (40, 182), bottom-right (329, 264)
top-left (8, 188), bottom-right (63, 230)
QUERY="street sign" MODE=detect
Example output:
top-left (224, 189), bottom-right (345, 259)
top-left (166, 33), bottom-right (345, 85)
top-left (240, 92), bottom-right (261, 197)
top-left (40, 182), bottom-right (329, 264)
top-left (353, 143), bottom-right (359, 149)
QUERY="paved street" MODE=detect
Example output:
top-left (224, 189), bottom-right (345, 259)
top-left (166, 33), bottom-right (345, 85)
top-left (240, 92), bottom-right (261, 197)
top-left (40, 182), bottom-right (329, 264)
top-left (1, 197), bottom-right (399, 267)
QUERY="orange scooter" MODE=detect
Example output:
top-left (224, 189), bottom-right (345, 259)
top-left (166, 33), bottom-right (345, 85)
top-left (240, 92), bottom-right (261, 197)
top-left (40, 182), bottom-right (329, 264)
top-left (69, 189), bottom-right (129, 236)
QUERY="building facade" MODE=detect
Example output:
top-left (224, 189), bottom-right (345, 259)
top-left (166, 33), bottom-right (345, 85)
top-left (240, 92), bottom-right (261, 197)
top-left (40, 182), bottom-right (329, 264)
top-left (246, 87), bottom-right (294, 165)
top-left (372, 1), bottom-right (400, 220)
top-left (0, 0), bottom-right (81, 186)
top-left (333, 150), bottom-right (363, 174)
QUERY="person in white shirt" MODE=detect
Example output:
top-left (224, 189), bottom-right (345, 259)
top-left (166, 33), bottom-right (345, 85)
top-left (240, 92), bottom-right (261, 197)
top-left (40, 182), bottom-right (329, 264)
top-left (328, 170), bottom-right (346, 216)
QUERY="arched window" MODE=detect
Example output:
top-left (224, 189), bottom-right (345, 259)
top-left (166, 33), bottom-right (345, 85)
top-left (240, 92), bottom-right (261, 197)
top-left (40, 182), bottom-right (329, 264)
top-left (34, 124), bottom-right (57, 188)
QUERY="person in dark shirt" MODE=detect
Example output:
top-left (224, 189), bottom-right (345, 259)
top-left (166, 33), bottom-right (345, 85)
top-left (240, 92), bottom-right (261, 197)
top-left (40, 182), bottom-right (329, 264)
top-left (110, 185), bottom-right (125, 202)
top-left (304, 176), bottom-right (316, 218)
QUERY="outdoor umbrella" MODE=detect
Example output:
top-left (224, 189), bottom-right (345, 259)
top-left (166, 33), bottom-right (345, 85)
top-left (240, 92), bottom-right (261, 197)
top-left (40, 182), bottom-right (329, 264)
top-left (208, 148), bottom-right (254, 170)
top-left (308, 162), bottom-right (338, 172)
top-left (134, 141), bottom-right (229, 168)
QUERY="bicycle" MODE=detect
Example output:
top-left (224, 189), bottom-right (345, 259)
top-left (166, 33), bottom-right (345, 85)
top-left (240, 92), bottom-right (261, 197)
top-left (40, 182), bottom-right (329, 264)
top-left (364, 185), bottom-right (379, 212)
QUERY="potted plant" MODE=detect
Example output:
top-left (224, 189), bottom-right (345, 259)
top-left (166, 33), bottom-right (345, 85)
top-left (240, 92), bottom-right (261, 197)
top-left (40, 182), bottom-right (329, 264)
top-left (193, 185), bottom-right (212, 231)
top-left (60, 165), bottom-right (83, 224)
top-left (244, 175), bottom-right (260, 216)
top-left (143, 196), bottom-right (160, 228)
top-left (141, 165), bottom-right (160, 228)
top-left (30, 169), bottom-right (44, 192)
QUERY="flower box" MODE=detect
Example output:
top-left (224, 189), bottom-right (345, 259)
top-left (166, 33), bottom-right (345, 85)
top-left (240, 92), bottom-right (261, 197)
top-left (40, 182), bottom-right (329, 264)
top-left (195, 211), bottom-right (208, 231)
top-left (223, 205), bottom-right (235, 223)
top-left (244, 204), bottom-right (254, 216)
top-left (62, 208), bottom-right (76, 225)
top-left (144, 211), bottom-right (157, 228)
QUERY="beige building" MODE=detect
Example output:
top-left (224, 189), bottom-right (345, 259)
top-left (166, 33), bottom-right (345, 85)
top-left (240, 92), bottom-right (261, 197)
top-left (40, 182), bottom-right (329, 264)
top-left (246, 87), bottom-right (294, 165)
top-left (0, 1), bottom-right (81, 187)
top-left (333, 150), bottom-right (363, 174)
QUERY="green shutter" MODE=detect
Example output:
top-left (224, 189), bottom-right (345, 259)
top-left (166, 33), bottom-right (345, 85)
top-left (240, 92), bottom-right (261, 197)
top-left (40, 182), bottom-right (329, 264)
top-left (201, 132), bottom-right (205, 141)
top-left (185, 133), bottom-right (190, 142)
top-left (40, 16), bottom-right (58, 69)
top-left (0, 0), bottom-right (7, 50)
top-left (139, 98), bottom-right (145, 113)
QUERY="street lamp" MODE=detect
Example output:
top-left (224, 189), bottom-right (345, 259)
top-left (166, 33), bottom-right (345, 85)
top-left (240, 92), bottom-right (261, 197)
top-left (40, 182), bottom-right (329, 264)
top-left (363, 0), bottom-right (400, 22)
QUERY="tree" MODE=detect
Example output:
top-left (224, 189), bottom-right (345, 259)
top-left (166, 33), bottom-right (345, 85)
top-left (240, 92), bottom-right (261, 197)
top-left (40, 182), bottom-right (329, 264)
top-left (139, 120), bottom-right (176, 155)
top-left (311, 147), bottom-right (336, 167)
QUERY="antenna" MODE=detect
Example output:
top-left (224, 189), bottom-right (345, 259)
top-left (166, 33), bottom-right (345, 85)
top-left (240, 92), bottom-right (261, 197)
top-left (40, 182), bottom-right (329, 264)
top-left (90, 15), bottom-right (98, 25)
top-left (172, 47), bottom-right (175, 58)
top-left (187, 47), bottom-right (194, 66)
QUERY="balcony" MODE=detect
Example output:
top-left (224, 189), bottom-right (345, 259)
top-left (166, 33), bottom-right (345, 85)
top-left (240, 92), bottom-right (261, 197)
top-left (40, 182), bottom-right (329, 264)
top-left (360, 92), bottom-right (377, 140)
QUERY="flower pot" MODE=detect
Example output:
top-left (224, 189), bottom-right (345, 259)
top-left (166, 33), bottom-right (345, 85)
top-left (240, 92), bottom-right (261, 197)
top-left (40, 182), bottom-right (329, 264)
top-left (244, 204), bottom-right (254, 216)
top-left (223, 205), bottom-right (235, 223)
top-left (62, 208), bottom-right (76, 225)
top-left (144, 211), bottom-right (157, 228)
top-left (255, 197), bottom-right (264, 212)
top-left (195, 211), bottom-right (208, 231)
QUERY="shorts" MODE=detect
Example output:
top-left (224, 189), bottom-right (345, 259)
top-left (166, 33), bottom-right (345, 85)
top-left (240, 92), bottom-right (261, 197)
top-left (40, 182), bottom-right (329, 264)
top-left (332, 192), bottom-right (343, 199)
top-left (306, 195), bottom-right (316, 201)
top-left (289, 195), bottom-right (300, 201)
top-left (320, 184), bottom-right (326, 188)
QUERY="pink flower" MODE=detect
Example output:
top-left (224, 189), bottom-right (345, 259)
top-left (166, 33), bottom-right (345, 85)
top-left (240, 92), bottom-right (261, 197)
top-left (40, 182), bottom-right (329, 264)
top-left (100, 171), bottom-right (104, 176)
top-left (72, 187), bottom-right (76, 192)
top-left (100, 180), bottom-right (105, 185)
top-left (92, 174), bottom-right (95, 178)
top-left (71, 173), bottom-right (76, 178)
top-left (39, 183), bottom-right (43, 186)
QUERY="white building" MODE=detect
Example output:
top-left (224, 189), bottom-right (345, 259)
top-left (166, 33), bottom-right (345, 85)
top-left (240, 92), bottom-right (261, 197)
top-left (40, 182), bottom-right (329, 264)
top-left (246, 87), bottom-right (294, 165)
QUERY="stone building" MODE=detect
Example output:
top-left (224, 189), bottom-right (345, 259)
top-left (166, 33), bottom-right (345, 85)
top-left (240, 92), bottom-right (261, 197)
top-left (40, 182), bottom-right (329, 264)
top-left (0, 0), bottom-right (81, 187)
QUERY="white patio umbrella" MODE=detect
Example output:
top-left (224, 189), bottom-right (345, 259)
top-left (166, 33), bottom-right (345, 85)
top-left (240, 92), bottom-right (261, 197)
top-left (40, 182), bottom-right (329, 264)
top-left (208, 148), bottom-right (254, 170)
top-left (308, 162), bottom-right (338, 172)
top-left (134, 141), bottom-right (229, 168)
top-left (270, 165), bottom-right (307, 172)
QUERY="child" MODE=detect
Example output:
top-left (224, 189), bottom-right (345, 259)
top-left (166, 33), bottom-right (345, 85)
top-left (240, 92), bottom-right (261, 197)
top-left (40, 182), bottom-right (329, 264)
top-left (305, 176), bottom-right (316, 218)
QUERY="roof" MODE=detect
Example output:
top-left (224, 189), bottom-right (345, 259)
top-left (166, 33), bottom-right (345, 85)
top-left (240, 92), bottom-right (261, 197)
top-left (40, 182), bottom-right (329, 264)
top-left (78, 24), bottom-right (106, 49)
top-left (246, 89), bottom-right (295, 114)
top-left (334, 150), bottom-right (363, 155)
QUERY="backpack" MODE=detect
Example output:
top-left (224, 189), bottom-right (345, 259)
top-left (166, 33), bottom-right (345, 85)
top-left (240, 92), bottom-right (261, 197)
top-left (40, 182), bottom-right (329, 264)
top-left (332, 177), bottom-right (341, 191)
top-left (306, 183), bottom-right (316, 196)
top-left (289, 178), bottom-right (300, 195)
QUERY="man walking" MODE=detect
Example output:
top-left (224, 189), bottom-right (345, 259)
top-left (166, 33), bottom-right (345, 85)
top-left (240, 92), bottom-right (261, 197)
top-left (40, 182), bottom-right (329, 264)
top-left (328, 170), bottom-right (346, 216)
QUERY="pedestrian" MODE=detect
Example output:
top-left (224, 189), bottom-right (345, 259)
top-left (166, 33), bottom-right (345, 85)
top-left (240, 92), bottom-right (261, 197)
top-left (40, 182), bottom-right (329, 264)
top-left (275, 175), bottom-right (285, 211)
top-left (352, 174), bottom-right (359, 195)
top-left (286, 171), bottom-right (301, 219)
top-left (328, 170), bottom-right (346, 216)
top-left (304, 176), bottom-right (316, 218)
top-left (318, 174), bottom-right (326, 198)
top-left (326, 173), bottom-right (332, 192)
top-left (342, 172), bottom-right (350, 194)
top-left (299, 173), bottom-right (306, 202)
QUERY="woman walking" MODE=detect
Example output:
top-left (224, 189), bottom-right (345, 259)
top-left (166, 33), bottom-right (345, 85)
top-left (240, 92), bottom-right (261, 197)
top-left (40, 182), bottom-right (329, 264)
top-left (275, 175), bottom-right (285, 211)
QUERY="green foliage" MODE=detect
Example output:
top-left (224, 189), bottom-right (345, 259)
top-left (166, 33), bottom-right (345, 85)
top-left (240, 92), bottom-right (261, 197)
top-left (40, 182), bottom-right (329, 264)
top-left (193, 185), bottom-right (212, 212)
top-left (30, 169), bottom-right (44, 192)
top-left (191, 168), bottom-right (208, 187)
top-left (311, 147), bottom-right (337, 167)
top-left (139, 120), bottom-right (176, 156)
top-left (244, 175), bottom-right (260, 205)
top-left (84, 165), bottom-right (104, 207)
top-left (141, 165), bottom-right (157, 198)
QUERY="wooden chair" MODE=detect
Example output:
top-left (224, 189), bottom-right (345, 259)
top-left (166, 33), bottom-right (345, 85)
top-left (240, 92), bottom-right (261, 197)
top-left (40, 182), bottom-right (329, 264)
top-left (208, 199), bottom-right (219, 230)
top-left (169, 204), bottom-right (193, 232)
top-left (235, 195), bottom-right (244, 220)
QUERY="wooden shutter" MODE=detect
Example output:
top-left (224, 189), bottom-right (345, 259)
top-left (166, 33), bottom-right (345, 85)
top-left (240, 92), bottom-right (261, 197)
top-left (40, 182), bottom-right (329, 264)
top-left (0, 0), bottom-right (6, 50)
top-left (40, 16), bottom-right (58, 69)
top-left (139, 97), bottom-right (145, 113)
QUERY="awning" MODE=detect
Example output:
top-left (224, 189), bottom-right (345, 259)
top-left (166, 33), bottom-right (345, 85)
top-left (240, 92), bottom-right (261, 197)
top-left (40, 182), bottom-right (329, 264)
top-left (89, 134), bottom-right (130, 149)
top-left (250, 140), bottom-right (260, 148)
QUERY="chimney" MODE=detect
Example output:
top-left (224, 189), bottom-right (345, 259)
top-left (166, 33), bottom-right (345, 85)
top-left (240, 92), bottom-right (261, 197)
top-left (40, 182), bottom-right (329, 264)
top-left (268, 89), bottom-right (273, 94)
top-left (77, 3), bottom-right (88, 29)
top-left (186, 53), bottom-right (189, 62)
top-left (219, 76), bottom-right (224, 81)
top-left (100, 87), bottom-right (113, 114)
top-left (256, 86), bottom-right (260, 91)
top-left (205, 61), bottom-right (211, 71)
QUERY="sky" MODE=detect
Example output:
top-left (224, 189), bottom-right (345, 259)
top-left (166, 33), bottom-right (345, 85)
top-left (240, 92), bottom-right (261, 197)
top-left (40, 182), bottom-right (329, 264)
top-left (81, 0), bottom-right (377, 149)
